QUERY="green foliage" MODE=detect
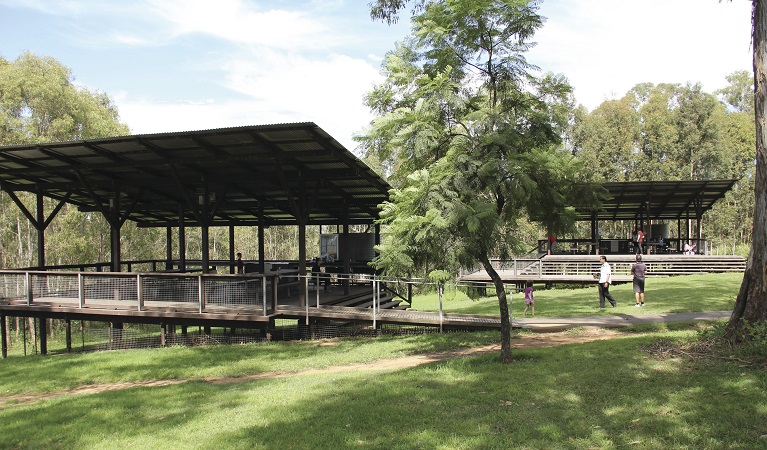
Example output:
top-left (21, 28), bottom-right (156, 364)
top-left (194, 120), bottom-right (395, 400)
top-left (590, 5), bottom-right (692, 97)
top-left (569, 76), bottom-right (756, 250)
top-left (0, 53), bottom-right (131, 268)
top-left (572, 82), bottom-right (734, 182)
top-left (715, 69), bottom-right (754, 113)
top-left (568, 97), bottom-right (640, 181)
top-left (427, 269), bottom-right (452, 285)
top-left (361, 0), bottom-right (599, 280)
top-left (369, 0), bottom-right (428, 25)
top-left (0, 52), bottom-right (129, 144)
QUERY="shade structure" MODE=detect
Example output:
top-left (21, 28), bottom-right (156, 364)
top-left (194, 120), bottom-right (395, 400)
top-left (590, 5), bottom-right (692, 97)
top-left (0, 123), bottom-right (390, 227)
top-left (575, 179), bottom-right (737, 222)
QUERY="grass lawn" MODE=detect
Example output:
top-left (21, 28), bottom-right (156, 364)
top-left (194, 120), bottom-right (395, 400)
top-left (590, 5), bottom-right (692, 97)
top-left (1, 327), bottom-right (765, 449)
top-left (1, 272), bottom-right (762, 449)
top-left (412, 272), bottom-right (742, 317)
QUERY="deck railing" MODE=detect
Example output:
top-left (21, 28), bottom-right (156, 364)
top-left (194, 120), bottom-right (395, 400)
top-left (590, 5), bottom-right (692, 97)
top-left (0, 270), bottom-right (274, 315)
top-left (461, 255), bottom-right (746, 280)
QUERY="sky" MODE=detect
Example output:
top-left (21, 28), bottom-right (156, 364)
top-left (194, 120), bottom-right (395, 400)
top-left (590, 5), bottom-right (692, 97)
top-left (0, 0), bottom-right (754, 152)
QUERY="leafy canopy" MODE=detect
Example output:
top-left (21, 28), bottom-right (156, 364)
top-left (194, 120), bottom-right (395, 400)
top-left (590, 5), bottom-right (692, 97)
top-left (0, 52), bottom-right (129, 144)
top-left (358, 0), bottom-right (600, 278)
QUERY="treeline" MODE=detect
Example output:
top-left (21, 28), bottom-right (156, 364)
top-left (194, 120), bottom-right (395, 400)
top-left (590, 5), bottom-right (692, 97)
top-left (566, 73), bottom-right (755, 255)
top-left (0, 53), bottom-right (329, 270)
top-left (1, 53), bottom-right (757, 269)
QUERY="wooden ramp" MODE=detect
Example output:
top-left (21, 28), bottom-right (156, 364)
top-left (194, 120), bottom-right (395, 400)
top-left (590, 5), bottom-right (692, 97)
top-left (0, 283), bottom-right (505, 340)
top-left (277, 305), bottom-right (503, 330)
top-left (459, 254), bottom-right (746, 284)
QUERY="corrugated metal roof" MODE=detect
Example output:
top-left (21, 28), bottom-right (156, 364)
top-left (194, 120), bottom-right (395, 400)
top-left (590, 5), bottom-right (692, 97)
top-left (575, 179), bottom-right (737, 221)
top-left (0, 123), bottom-right (391, 227)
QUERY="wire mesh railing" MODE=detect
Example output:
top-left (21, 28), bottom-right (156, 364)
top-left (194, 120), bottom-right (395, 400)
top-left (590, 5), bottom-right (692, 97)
top-left (0, 270), bottom-right (273, 315)
top-left (0, 270), bottom-right (522, 356)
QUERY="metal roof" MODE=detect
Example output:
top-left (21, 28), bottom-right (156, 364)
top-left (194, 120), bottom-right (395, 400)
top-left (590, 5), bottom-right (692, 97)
top-left (0, 123), bottom-right (391, 227)
top-left (576, 179), bottom-right (737, 221)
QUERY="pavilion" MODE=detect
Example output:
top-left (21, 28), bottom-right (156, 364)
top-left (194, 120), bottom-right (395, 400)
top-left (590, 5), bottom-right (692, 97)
top-left (0, 123), bottom-right (391, 304)
top-left (547, 179), bottom-right (738, 255)
top-left (0, 125), bottom-right (746, 355)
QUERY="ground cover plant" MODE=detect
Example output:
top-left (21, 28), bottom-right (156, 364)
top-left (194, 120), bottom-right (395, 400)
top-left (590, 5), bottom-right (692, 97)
top-left (413, 273), bottom-right (741, 317)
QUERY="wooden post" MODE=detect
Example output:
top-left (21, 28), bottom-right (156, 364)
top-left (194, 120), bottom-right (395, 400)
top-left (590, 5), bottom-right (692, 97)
top-left (65, 319), bottom-right (72, 353)
top-left (1, 314), bottom-right (7, 358)
top-left (166, 226), bottom-right (173, 270)
top-left (179, 204), bottom-right (186, 273)
top-left (343, 207), bottom-right (351, 295)
top-left (229, 225), bottom-right (236, 274)
top-left (39, 317), bottom-right (48, 355)
top-left (258, 203), bottom-right (266, 273)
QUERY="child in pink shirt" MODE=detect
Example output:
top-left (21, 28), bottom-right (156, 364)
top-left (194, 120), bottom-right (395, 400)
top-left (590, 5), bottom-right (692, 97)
top-left (523, 280), bottom-right (535, 317)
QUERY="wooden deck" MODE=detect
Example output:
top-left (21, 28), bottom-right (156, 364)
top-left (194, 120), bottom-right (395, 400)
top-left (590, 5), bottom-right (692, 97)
top-left (459, 254), bottom-right (746, 284)
top-left (0, 278), bottom-right (506, 351)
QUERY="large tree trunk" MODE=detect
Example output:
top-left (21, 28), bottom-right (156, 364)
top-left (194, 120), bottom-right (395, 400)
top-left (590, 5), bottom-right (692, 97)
top-left (480, 256), bottom-right (512, 363)
top-left (727, 0), bottom-right (767, 336)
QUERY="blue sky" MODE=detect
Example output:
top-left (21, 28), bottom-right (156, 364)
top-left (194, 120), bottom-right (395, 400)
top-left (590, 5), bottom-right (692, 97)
top-left (0, 0), bottom-right (753, 151)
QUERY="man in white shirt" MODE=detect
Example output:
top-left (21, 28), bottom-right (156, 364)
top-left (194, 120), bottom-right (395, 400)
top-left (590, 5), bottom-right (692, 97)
top-left (598, 255), bottom-right (617, 308)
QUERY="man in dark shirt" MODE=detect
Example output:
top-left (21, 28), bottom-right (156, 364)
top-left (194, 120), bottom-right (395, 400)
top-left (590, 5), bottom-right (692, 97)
top-left (632, 254), bottom-right (647, 306)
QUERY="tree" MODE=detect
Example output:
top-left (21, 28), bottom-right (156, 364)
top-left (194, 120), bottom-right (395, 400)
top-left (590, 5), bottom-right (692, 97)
top-left (569, 96), bottom-right (640, 181)
top-left (362, 0), bottom-right (600, 363)
top-left (706, 102), bottom-right (755, 255)
top-left (0, 52), bottom-right (128, 144)
top-left (726, 0), bottom-right (767, 336)
top-left (0, 52), bottom-right (130, 268)
top-left (716, 69), bottom-right (755, 113)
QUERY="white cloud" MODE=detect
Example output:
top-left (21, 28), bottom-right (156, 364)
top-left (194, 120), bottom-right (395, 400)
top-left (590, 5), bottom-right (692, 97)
top-left (116, 49), bottom-right (383, 152)
top-left (32, 0), bottom-right (378, 152)
top-left (6, 0), bottom-right (751, 149)
top-left (148, 0), bottom-right (336, 51)
top-left (530, 0), bottom-right (752, 110)
top-left (102, 1), bottom-right (384, 152)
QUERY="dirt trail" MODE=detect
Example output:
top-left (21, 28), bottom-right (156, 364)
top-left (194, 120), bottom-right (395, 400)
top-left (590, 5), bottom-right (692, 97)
top-left (0, 328), bottom-right (620, 409)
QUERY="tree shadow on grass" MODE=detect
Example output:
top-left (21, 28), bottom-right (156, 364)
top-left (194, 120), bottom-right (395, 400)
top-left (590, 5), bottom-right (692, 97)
top-left (1, 333), bottom-right (764, 449)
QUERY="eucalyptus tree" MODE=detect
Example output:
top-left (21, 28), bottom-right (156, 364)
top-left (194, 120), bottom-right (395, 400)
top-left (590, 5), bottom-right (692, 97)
top-left (0, 52), bottom-right (128, 144)
top-left (362, 0), bottom-right (599, 363)
top-left (706, 91), bottom-right (756, 255)
top-left (569, 96), bottom-right (641, 181)
top-left (726, 0), bottom-right (767, 336)
top-left (716, 69), bottom-right (755, 113)
top-left (0, 52), bottom-right (129, 268)
top-left (630, 83), bottom-right (727, 181)
top-left (672, 84), bottom-right (726, 180)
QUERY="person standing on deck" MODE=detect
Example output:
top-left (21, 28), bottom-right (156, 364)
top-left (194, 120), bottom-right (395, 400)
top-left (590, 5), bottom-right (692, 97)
top-left (547, 233), bottom-right (556, 255)
top-left (635, 228), bottom-right (645, 255)
top-left (236, 252), bottom-right (244, 274)
top-left (597, 255), bottom-right (617, 308)
top-left (311, 257), bottom-right (330, 290)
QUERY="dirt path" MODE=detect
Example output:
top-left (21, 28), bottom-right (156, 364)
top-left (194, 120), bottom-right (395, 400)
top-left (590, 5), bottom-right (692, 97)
top-left (0, 328), bottom-right (621, 409)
